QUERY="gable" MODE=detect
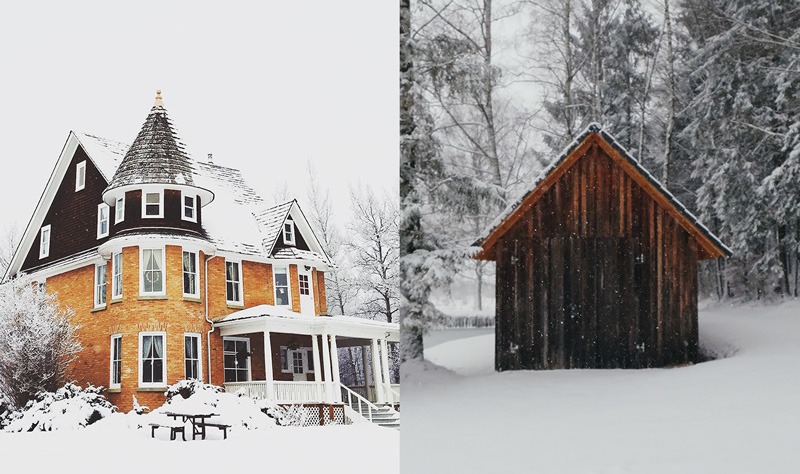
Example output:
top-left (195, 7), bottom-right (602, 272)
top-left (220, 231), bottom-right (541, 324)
top-left (20, 145), bottom-right (111, 272)
top-left (474, 126), bottom-right (731, 261)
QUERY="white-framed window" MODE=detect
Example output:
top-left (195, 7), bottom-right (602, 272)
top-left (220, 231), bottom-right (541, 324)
top-left (223, 337), bottom-right (250, 383)
top-left (184, 333), bottom-right (202, 380)
top-left (225, 261), bottom-right (242, 304)
top-left (39, 225), bottom-right (51, 259)
top-left (94, 263), bottom-right (107, 308)
top-left (76, 161), bottom-right (86, 191)
top-left (299, 273), bottom-right (310, 296)
top-left (182, 192), bottom-right (197, 222)
top-left (110, 334), bottom-right (122, 389)
top-left (182, 251), bottom-right (199, 298)
top-left (142, 191), bottom-right (163, 218)
top-left (140, 248), bottom-right (165, 295)
top-left (280, 346), bottom-right (314, 374)
top-left (97, 203), bottom-right (110, 239)
top-left (274, 266), bottom-right (290, 306)
top-left (283, 219), bottom-right (295, 245)
top-left (139, 332), bottom-right (166, 387)
top-left (111, 251), bottom-right (123, 299)
top-left (115, 196), bottom-right (125, 224)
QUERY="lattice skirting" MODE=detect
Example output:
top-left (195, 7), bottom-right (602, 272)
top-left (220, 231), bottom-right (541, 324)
top-left (280, 404), bottom-right (346, 427)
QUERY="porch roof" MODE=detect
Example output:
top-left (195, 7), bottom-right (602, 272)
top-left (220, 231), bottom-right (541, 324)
top-left (215, 304), bottom-right (399, 341)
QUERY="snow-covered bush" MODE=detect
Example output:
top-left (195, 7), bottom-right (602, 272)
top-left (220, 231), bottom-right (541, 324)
top-left (4, 383), bottom-right (116, 432)
top-left (0, 392), bottom-right (11, 428)
top-left (0, 276), bottom-right (82, 409)
top-left (131, 394), bottom-right (149, 415)
top-left (164, 379), bottom-right (222, 401)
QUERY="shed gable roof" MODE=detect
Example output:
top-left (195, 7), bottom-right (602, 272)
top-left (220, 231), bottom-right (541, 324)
top-left (474, 124), bottom-right (731, 261)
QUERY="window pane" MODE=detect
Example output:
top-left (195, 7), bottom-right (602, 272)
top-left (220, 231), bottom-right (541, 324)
top-left (275, 271), bottom-right (287, 287)
top-left (146, 193), bottom-right (159, 204)
top-left (153, 360), bottom-right (163, 383)
top-left (307, 351), bottom-right (314, 371)
top-left (224, 369), bottom-right (236, 383)
top-left (226, 282), bottom-right (234, 301)
top-left (223, 340), bottom-right (235, 352)
top-left (276, 287), bottom-right (288, 306)
top-left (143, 360), bottom-right (153, 383)
top-left (224, 354), bottom-right (235, 368)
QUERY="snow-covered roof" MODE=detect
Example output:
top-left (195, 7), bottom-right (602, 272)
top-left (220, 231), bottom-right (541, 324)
top-left (475, 123), bottom-right (732, 259)
top-left (216, 304), bottom-right (399, 336)
top-left (72, 132), bottom-right (127, 181)
top-left (254, 201), bottom-right (294, 253)
top-left (105, 103), bottom-right (198, 190)
top-left (76, 137), bottom-right (332, 267)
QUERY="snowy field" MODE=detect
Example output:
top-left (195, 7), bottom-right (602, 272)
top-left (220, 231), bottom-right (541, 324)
top-left (0, 416), bottom-right (398, 473)
top-left (402, 301), bottom-right (800, 473)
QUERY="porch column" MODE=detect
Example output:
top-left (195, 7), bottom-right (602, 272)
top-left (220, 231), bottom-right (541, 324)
top-left (371, 338), bottom-right (385, 404)
top-left (263, 331), bottom-right (274, 400)
top-left (311, 334), bottom-right (323, 402)
top-left (361, 345), bottom-right (372, 401)
top-left (321, 332), bottom-right (333, 404)
top-left (380, 338), bottom-right (391, 403)
top-left (329, 335), bottom-right (341, 403)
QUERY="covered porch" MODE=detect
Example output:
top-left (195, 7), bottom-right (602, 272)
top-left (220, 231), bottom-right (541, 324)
top-left (215, 305), bottom-right (399, 407)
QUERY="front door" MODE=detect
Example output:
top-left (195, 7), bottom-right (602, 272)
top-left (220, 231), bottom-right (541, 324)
top-left (292, 350), bottom-right (307, 381)
top-left (298, 267), bottom-right (315, 315)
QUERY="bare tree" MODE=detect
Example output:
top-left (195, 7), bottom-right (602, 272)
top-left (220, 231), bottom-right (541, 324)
top-left (0, 276), bottom-right (82, 409)
top-left (0, 223), bottom-right (21, 279)
top-left (305, 162), bottom-right (355, 315)
top-left (348, 186), bottom-right (399, 323)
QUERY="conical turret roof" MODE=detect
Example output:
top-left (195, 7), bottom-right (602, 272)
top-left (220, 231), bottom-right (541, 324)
top-left (105, 91), bottom-right (196, 191)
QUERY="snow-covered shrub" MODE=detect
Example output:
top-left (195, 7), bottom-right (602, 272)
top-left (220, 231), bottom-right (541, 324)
top-left (4, 383), bottom-right (116, 432)
top-left (0, 276), bottom-right (82, 409)
top-left (264, 403), bottom-right (309, 427)
top-left (131, 394), bottom-right (149, 415)
top-left (164, 379), bottom-right (222, 401)
top-left (0, 392), bottom-right (11, 428)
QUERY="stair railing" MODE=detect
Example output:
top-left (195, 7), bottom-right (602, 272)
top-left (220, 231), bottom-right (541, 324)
top-left (340, 383), bottom-right (380, 423)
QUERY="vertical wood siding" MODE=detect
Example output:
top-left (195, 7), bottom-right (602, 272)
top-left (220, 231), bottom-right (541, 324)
top-left (496, 144), bottom-right (699, 370)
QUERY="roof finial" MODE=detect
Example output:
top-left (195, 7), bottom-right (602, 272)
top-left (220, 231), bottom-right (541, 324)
top-left (153, 89), bottom-right (164, 107)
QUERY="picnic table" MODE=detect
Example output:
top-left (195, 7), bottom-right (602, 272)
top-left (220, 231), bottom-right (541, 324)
top-left (163, 410), bottom-right (219, 440)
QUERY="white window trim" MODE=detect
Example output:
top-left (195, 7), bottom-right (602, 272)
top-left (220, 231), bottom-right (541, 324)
top-left (110, 334), bottom-right (122, 389)
top-left (97, 203), bottom-right (110, 239)
top-left (223, 336), bottom-right (252, 382)
top-left (283, 219), bottom-right (296, 245)
top-left (273, 266), bottom-right (291, 306)
top-left (94, 263), bottom-right (107, 309)
top-left (111, 251), bottom-right (123, 300)
top-left (115, 196), bottom-right (125, 224)
top-left (142, 190), bottom-right (164, 219)
top-left (225, 260), bottom-right (243, 305)
top-left (182, 250), bottom-right (200, 298)
top-left (139, 247), bottom-right (166, 296)
top-left (181, 191), bottom-right (197, 223)
top-left (76, 161), bottom-right (86, 191)
top-left (39, 225), bottom-right (51, 259)
top-left (138, 331), bottom-right (167, 388)
top-left (184, 333), bottom-right (202, 381)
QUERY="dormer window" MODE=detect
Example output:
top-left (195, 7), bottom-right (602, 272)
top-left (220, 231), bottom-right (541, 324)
top-left (39, 225), bottom-right (51, 259)
top-left (283, 219), bottom-right (295, 245)
top-left (76, 161), bottom-right (86, 191)
top-left (115, 196), bottom-right (125, 224)
top-left (182, 193), bottom-right (196, 222)
top-left (97, 203), bottom-right (110, 239)
top-left (143, 191), bottom-right (163, 218)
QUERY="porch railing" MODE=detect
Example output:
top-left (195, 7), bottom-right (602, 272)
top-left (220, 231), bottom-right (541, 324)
top-left (340, 383), bottom-right (377, 422)
top-left (223, 381), bottom-right (324, 403)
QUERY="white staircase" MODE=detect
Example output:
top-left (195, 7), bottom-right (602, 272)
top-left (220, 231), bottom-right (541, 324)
top-left (340, 384), bottom-right (400, 429)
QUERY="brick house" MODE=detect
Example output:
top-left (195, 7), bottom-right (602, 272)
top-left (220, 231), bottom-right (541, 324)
top-left (3, 92), bottom-right (399, 423)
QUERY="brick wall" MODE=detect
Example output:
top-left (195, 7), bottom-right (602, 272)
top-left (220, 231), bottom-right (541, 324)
top-left (47, 245), bottom-right (329, 412)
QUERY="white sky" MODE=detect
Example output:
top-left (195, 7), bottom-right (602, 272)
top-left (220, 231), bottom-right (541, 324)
top-left (0, 1), bottom-right (398, 238)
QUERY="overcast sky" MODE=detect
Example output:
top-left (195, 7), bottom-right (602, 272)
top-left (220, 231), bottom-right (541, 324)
top-left (0, 1), bottom-right (397, 240)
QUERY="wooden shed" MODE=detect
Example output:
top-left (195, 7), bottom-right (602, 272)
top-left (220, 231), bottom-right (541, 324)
top-left (474, 124), bottom-right (731, 370)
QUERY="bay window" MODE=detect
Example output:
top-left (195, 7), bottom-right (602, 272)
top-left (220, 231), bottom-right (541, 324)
top-left (141, 248), bottom-right (165, 295)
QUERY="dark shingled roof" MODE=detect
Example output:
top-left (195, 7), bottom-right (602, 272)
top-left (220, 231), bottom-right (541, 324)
top-left (105, 103), bottom-right (196, 191)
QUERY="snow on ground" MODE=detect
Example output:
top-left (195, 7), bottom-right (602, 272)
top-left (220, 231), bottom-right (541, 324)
top-left (402, 301), bottom-right (800, 473)
top-left (0, 413), bottom-right (398, 473)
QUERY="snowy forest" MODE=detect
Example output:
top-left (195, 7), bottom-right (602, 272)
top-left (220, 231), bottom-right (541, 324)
top-left (401, 0), bottom-right (800, 359)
